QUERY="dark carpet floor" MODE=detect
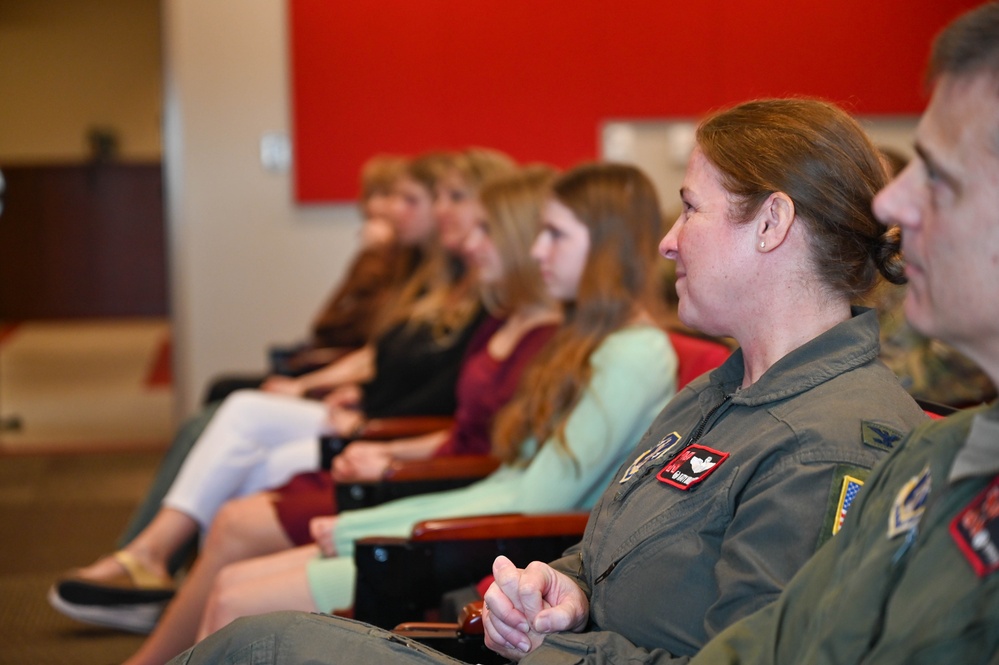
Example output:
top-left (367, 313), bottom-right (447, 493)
top-left (0, 451), bottom-right (162, 664)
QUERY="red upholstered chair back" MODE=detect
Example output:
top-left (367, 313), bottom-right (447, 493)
top-left (666, 331), bottom-right (732, 390)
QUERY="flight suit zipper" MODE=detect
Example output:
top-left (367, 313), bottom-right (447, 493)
top-left (599, 395), bottom-right (733, 584)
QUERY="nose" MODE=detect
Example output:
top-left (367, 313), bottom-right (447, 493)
top-left (660, 218), bottom-right (680, 260)
top-left (530, 233), bottom-right (548, 263)
top-left (463, 225), bottom-right (482, 255)
top-left (433, 197), bottom-right (450, 221)
top-left (872, 162), bottom-right (921, 232)
top-left (389, 196), bottom-right (406, 224)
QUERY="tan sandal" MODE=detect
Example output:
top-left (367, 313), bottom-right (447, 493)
top-left (109, 550), bottom-right (173, 590)
top-left (48, 551), bottom-right (174, 634)
top-left (55, 550), bottom-right (173, 591)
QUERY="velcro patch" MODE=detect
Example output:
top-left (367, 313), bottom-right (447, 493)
top-left (862, 421), bottom-right (904, 453)
top-left (950, 475), bottom-right (999, 578)
top-left (889, 464), bottom-right (932, 539)
top-left (656, 443), bottom-right (728, 490)
top-left (818, 465), bottom-right (869, 549)
top-left (619, 432), bottom-right (683, 484)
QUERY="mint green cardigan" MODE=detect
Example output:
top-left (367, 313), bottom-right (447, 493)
top-left (306, 325), bottom-right (677, 612)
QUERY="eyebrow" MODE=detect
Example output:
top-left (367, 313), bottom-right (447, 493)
top-left (914, 142), bottom-right (961, 192)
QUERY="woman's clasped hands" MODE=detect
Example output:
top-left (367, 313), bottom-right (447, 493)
top-left (309, 516), bottom-right (339, 557)
top-left (482, 555), bottom-right (589, 661)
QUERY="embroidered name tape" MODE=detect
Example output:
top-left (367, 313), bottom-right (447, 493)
top-left (619, 432), bottom-right (682, 484)
top-left (950, 475), bottom-right (999, 578)
top-left (657, 443), bottom-right (728, 490)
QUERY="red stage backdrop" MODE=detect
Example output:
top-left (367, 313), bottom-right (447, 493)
top-left (289, 0), bottom-right (981, 202)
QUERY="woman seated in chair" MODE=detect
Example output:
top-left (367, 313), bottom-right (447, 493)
top-left (179, 161), bottom-right (678, 650)
top-left (48, 149), bottom-right (513, 626)
top-left (96, 163), bottom-right (625, 665)
top-left (171, 99), bottom-right (929, 665)
top-left (203, 153), bottom-right (410, 404)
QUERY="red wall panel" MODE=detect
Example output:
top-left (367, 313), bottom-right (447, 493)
top-left (290, 0), bottom-right (981, 202)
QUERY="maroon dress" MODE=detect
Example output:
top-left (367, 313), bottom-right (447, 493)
top-left (271, 316), bottom-right (557, 545)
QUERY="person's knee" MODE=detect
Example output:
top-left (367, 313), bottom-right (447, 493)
top-left (202, 502), bottom-right (252, 558)
top-left (203, 571), bottom-right (247, 634)
top-left (216, 389), bottom-right (264, 419)
top-left (210, 551), bottom-right (261, 592)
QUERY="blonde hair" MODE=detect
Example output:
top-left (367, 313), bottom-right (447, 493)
top-left (374, 148), bottom-right (518, 346)
top-left (450, 148), bottom-right (518, 192)
top-left (492, 162), bottom-right (663, 463)
top-left (372, 152), bottom-right (470, 343)
top-left (359, 154), bottom-right (406, 204)
top-left (477, 166), bottom-right (557, 315)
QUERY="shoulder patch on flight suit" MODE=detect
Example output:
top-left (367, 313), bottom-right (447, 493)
top-left (889, 464), bottom-right (932, 539)
top-left (817, 465), bottom-right (870, 549)
top-left (656, 443), bottom-right (728, 490)
top-left (861, 421), bottom-right (904, 453)
top-left (950, 475), bottom-right (999, 578)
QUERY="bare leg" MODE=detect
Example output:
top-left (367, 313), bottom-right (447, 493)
top-left (75, 508), bottom-right (197, 583)
top-left (198, 544), bottom-right (321, 639)
top-left (122, 493), bottom-right (294, 665)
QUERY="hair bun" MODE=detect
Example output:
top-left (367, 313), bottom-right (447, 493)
top-left (874, 225), bottom-right (906, 285)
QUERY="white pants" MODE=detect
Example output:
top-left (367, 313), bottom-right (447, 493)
top-left (162, 390), bottom-right (326, 529)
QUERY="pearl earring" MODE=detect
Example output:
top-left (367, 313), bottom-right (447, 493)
top-left (760, 241), bottom-right (766, 249)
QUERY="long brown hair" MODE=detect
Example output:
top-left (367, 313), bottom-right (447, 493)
top-left (492, 163), bottom-right (663, 463)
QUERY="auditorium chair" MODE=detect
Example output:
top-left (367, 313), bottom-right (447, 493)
top-left (340, 331), bottom-right (731, 644)
top-left (333, 330), bottom-right (732, 509)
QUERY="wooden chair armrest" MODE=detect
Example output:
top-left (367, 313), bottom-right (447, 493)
top-left (359, 416), bottom-right (455, 440)
top-left (411, 512), bottom-right (589, 541)
top-left (383, 455), bottom-right (500, 482)
top-left (394, 600), bottom-right (484, 636)
top-left (334, 453), bottom-right (491, 510)
top-left (394, 621), bottom-right (461, 633)
top-left (391, 601), bottom-right (500, 663)
top-left (285, 346), bottom-right (354, 370)
top-left (320, 417), bottom-right (455, 470)
top-left (458, 599), bottom-right (484, 635)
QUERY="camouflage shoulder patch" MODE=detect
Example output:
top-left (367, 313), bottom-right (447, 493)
top-left (862, 421), bottom-right (904, 453)
top-left (817, 465), bottom-right (870, 550)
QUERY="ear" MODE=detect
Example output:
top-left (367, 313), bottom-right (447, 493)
top-left (754, 192), bottom-right (795, 253)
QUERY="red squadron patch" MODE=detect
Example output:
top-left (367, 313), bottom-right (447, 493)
top-left (951, 475), bottom-right (999, 578)
top-left (657, 443), bottom-right (728, 490)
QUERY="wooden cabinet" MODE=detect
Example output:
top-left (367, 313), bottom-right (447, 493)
top-left (0, 163), bottom-right (168, 319)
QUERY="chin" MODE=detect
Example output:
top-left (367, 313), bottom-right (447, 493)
top-left (902, 297), bottom-right (940, 341)
top-left (677, 309), bottom-right (705, 335)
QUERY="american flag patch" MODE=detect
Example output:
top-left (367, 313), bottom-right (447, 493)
top-left (834, 475), bottom-right (865, 535)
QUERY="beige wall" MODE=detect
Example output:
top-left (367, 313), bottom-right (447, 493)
top-left (0, 0), bottom-right (163, 161)
top-left (162, 0), bottom-right (360, 417)
top-left (2, 0), bottom-right (361, 418)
